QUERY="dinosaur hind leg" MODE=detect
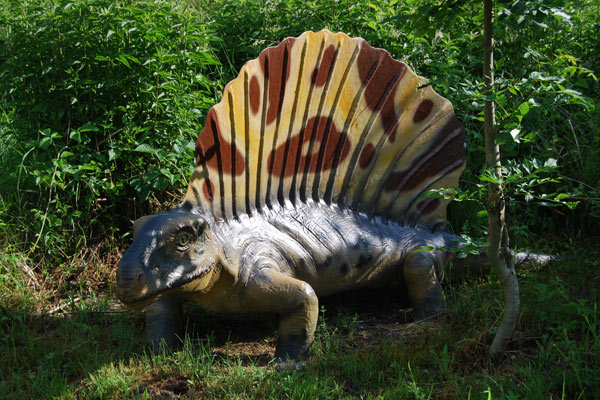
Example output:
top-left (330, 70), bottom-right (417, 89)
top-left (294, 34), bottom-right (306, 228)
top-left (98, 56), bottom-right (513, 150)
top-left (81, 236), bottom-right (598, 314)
top-left (403, 249), bottom-right (446, 320)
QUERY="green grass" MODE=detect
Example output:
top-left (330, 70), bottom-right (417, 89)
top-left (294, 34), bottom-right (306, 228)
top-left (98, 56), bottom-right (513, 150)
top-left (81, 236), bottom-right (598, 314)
top-left (1, 246), bottom-right (598, 399)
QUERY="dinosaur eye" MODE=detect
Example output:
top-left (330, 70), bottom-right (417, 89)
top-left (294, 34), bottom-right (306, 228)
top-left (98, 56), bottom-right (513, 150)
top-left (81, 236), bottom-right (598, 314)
top-left (175, 232), bottom-right (192, 250)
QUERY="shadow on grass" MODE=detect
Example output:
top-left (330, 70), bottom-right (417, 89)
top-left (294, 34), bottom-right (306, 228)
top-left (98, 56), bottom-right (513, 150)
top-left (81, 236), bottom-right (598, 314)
top-left (2, 256), bottom-right (598, 399)
top-left (0, 304), bottom-right (142, 398)
top-left (0, 300), bottom-right (277, 397)
top-left (0, 286), bottom-right (418, 398)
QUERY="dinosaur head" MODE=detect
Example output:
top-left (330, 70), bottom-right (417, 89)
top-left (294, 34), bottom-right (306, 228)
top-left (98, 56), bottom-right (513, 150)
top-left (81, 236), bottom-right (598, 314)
top-left (116, 209), bottom-right (218, 309)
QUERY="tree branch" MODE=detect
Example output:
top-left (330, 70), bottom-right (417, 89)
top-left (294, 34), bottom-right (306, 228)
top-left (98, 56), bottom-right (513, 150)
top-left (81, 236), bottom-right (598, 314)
top-left (483, 0), bottom-right (520, 358)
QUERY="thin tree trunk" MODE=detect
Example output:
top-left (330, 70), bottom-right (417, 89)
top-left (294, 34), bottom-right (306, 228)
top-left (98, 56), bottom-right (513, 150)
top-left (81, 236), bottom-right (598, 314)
top-left (483, 0), bottom-right (520, 357)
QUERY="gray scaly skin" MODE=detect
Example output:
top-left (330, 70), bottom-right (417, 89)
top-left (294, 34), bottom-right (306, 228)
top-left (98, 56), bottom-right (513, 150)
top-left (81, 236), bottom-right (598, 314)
top-left (117, 200), bottom-right (456, 360)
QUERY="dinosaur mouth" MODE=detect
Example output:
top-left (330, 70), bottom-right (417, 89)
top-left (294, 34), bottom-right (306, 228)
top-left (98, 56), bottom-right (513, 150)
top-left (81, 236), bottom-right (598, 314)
top-left (118, 263), bottom-right (215, 309)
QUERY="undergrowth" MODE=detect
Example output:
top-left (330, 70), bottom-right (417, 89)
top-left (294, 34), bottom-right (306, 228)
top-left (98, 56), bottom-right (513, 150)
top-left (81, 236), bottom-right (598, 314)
top-left (1, 250), bottom-right (597, 398)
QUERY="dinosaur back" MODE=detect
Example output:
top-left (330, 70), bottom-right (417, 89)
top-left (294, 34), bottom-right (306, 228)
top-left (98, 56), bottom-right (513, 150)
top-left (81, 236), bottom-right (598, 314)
top-left (184, 30), bottom-right (465, 228)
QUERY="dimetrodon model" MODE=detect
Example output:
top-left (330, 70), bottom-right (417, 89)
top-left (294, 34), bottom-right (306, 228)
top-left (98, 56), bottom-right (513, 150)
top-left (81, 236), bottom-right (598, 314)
top-left (116, 30), bottom-right (551, 360)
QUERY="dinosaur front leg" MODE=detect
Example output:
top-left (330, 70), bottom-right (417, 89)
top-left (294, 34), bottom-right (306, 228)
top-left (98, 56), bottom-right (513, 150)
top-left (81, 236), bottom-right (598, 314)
top-left (403, 249), bottom-right (445, 320)
top-left (145, 296), bottom-right (184, 352)
top-left (245, 267), bottom-right (319, 360)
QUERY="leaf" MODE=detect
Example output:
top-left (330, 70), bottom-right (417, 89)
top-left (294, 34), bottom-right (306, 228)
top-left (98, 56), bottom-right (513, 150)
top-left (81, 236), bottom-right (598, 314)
top-left (510, 128), bottom-right (521, 142)
top-left (544, 158), bottom-right (558, 167)
top-left (39, 137), bottom-right (52, 149)
top-left (511, 1), bottom-right (527, 15)
top-left (517, 101), bottom-right (530, 115)
top-left (134, 144), bottom-right (156, 153)
top-left (480, 174), bottom-right (501, 184)
top-left (78, 163), bottom-right (97, 172)
top-left (412, 246), bottom-right (436, 253)
top-left (155, 149), bottom-right (167, 162)
top-left (116, 54), bottom-right (131, 68)
top-left (70, 130), bottom-right (82, 144)
top-left (125, 54), bottom-right (141, 65)
top-left (108, 149), bottom-right (120, 161)
top-left (523, 193), bottom-right (534, 202)
top-left (79, 122), bottom-right (99, 132)
top-left (551, 9), bottom-right (571, 22)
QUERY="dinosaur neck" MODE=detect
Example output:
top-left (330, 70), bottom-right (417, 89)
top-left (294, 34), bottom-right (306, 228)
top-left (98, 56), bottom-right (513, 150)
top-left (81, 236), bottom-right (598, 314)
top-left (179, 262), bottom-right (222, 294)
top-left (182, 260), bottom-right (238, 313)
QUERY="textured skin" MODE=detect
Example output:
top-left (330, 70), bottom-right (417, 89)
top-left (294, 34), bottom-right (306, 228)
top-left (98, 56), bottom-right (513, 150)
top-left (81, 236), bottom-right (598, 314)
top-left (117, 202), bottom-right (454, 359)
top-left (117, 30), bottom-right (466, 360)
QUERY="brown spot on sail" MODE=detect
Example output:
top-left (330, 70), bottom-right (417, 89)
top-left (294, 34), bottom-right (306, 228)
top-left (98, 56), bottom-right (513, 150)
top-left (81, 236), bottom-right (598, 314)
top-left (311, 44), bottom-right (336, 87)
top-left (413, 99), bottom-right (433, 123)
top-left (359, 143), bottom-right (375, 168)
top-left (357, 42), bottom-right (406, 141)
top-left (195, 109), bottom-right (245, 176)
top-left (384, 116), bottom-right (465, 192)
top-left (259, 37), bottom-right (295, 125)
top-left (249, 75), bottom-right (260, 115)
top-left (268, 116), bottom-right (350, 177)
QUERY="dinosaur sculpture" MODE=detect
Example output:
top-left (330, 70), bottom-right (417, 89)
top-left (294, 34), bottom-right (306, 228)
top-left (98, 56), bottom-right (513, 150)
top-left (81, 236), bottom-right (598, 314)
top-left (116, 30), bottom-right (536, 360)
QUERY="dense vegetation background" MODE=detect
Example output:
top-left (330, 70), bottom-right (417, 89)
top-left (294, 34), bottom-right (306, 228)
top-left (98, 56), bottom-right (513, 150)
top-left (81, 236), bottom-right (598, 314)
top-left (1, 0), bottom-right (598, 398)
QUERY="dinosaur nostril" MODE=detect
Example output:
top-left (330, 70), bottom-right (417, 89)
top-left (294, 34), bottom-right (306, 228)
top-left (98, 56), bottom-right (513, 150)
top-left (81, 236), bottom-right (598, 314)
top-left (116, 264), bottom-right (144, 288)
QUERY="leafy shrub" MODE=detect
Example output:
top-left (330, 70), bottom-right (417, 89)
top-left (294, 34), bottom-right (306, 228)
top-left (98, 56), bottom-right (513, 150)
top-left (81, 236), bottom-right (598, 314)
top-left (0, 0), bottom-right (221, 257)
top-left (0, 0), bottom-right (598, 263)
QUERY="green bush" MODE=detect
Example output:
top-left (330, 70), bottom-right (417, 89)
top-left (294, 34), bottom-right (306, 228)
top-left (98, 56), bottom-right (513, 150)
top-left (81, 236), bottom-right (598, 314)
top-left (0, 0), bottom-right (221, 257)
top-left (0, 0), bottom-right (598, 261)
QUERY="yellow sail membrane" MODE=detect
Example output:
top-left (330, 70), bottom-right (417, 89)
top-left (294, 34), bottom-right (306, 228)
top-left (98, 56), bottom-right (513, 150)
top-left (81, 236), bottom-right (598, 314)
top-left (184, 30), bottom-right (465, 229)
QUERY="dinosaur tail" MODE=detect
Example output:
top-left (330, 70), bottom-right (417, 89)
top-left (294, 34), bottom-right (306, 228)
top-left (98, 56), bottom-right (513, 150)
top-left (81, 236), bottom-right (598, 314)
top-left (447, 250), bottom-right (567, 280)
